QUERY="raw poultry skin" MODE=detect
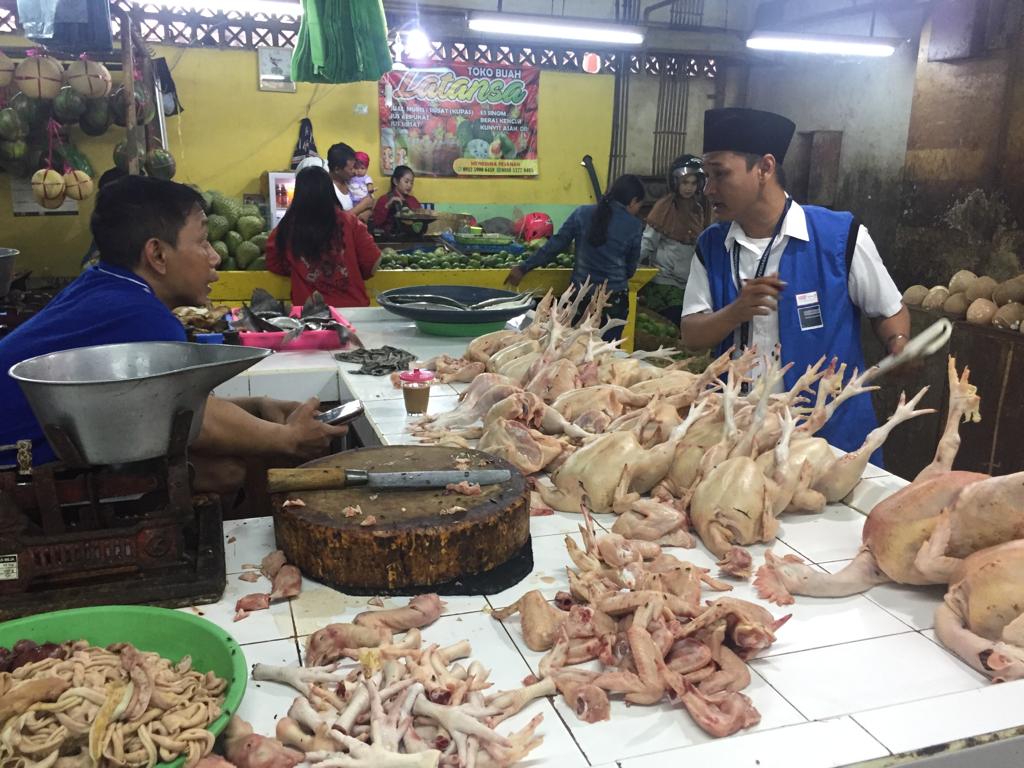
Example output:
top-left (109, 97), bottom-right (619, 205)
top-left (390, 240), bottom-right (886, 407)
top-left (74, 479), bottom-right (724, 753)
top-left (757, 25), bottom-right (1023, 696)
top-left (757, 386), bottom-right (933, 513)
top-left (536, 400), bottom-right (710, 513)
top-left (934, 540), bottom-right (1024, 681)
top-left (754, 357), bottom-right (1021, 605)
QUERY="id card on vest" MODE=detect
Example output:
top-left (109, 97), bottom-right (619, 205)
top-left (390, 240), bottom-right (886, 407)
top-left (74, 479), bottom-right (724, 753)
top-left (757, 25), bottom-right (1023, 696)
top-left (795, 290), bottom-right (824, 331)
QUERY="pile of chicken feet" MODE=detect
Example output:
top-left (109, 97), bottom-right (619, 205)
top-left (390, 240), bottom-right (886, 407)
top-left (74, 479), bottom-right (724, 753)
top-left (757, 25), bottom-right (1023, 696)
top-left (491, 507), bottom-right (790, 738)
top-left (240, 593), bottom-right (545, 768)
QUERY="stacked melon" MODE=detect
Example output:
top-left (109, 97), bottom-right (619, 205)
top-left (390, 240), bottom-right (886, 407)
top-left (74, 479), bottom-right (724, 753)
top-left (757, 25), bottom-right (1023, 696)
top-left (903, 270), bottom-right (1024, 332)
top-left (0, 52), bottom-right (113, 199)
top-left (204, 191), bottom-right (270, 271)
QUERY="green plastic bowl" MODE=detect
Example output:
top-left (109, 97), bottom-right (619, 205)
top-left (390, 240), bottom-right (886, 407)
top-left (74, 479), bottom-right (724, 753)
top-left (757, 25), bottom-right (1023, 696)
top-left (0, 605), bottom-right (247, 768)
top-left (415, 319), bottom-right (508, 336)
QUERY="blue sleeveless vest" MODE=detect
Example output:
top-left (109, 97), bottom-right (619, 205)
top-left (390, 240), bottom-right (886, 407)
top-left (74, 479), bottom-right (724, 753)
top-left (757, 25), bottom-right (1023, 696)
top-left (697, 205), bottom-right (880, 463)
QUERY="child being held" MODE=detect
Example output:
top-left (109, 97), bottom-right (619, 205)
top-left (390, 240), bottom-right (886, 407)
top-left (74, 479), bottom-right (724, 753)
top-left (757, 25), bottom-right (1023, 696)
top-left (349, 151), bottom-right (375, 207)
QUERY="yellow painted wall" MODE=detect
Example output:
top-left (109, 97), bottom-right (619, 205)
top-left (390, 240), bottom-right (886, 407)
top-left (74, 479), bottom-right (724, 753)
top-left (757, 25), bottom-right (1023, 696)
top-left (0, 39), bottom-right (614, 277)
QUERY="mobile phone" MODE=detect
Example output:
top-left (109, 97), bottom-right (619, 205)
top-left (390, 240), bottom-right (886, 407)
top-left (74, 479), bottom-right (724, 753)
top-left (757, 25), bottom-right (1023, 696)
top-left (316, 400), bottom-right (365, 425)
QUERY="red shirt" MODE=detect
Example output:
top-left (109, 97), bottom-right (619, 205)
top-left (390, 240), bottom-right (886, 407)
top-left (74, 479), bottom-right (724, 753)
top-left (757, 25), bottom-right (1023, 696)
top-left (266, 210), bottom-right (381, 307)
top-left (372, 193), bottom-right (422, 233)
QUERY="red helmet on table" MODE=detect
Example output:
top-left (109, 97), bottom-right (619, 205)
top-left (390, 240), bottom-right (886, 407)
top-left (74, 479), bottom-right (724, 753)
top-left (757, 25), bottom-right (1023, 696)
top-left (513, 212), bottom-right (553, 242)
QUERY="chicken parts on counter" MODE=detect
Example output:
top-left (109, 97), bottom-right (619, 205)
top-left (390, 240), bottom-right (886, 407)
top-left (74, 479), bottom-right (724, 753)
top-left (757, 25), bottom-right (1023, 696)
top-left (492, 508), bottom-right (788, 738)
top-left (234, 550), bottom-right (303, 621)
top-left (250, 599), bottom-right (546, 768)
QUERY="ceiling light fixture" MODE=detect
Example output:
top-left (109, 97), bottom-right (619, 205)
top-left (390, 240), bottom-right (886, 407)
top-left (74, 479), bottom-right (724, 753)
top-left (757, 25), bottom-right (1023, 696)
top-left (746, 31), bottom-right (897, 57)
top-left (403, 28), bottom-right (433, 60)
top-left (468, 13), bottom-right (644, 45)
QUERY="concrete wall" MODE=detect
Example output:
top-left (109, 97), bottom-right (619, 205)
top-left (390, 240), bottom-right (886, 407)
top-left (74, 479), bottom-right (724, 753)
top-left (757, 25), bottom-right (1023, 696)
top-left (742, 3), bottom-right (925, 253)
top-left (0, 40), bottom-right (615, 276)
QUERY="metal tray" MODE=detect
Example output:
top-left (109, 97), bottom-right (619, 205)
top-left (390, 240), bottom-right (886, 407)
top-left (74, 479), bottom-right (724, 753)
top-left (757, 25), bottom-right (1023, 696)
top-left (377, 285), bottom-right (534, 325)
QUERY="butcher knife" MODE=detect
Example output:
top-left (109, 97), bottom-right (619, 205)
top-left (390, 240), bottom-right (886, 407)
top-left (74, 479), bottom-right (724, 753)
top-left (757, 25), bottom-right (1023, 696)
top-left (267, 467), bottom-right (512, 494)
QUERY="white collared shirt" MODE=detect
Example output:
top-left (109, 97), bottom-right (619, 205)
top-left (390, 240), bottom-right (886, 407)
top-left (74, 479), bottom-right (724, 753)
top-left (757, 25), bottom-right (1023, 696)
top-left (682, 200), bottom-right (903, 379)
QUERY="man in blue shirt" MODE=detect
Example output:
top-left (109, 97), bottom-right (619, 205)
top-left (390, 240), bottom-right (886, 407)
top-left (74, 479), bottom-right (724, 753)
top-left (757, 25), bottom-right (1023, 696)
top-left (0, 176), bottom-right (347, 490)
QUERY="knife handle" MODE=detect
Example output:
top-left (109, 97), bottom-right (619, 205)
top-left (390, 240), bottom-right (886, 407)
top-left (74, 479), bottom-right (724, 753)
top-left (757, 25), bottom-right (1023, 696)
top-left (267, 468), bottom-right (368, 493)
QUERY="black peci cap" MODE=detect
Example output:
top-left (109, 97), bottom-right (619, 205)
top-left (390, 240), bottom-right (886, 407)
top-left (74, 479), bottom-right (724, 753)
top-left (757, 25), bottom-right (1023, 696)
top-left (703, 108), bottom-right (796, 163)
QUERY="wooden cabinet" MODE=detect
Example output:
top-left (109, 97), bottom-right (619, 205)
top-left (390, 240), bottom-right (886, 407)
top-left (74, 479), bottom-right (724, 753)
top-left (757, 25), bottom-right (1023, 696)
top-left (863, 307), bottom-right (1024, 479)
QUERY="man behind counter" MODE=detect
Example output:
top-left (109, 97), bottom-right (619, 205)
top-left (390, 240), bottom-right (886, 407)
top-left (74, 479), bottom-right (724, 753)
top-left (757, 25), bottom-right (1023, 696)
top-left (0, 176), bottom-right (347, 491)
top-left (680, 107), bottom-right (911, 458)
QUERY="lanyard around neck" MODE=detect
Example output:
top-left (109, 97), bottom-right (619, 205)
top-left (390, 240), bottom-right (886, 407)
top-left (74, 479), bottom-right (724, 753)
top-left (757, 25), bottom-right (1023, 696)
top-left (731, 196), bottom-right (793, 352)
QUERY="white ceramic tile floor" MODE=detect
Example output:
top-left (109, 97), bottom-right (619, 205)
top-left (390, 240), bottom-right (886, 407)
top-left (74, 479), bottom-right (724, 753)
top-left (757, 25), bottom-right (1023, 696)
top-left (617, 716), bottom-right (887, 768)
top-left (774, 505), bottom-right (867, 564)
top-left (852, 680), bottom-right (1024, 756)
top-left (485, 531), bottom-right (581, 605)
top-left (222, 517), bottom-right (277, 575)
top-left (248, 370), bottom-right (337, 401)
top-left (179, 577), bottom-right (295, 645)
top-left (820, 559), bottom-right (946, 631)
top-left (363, 394), bottom-right (463, 433)
top-left (750, 632), bottom-right (988, 721)
top-left (843, 473), bottom-right (910, 515)
top-left (234, 638), bottom-right (302, 736)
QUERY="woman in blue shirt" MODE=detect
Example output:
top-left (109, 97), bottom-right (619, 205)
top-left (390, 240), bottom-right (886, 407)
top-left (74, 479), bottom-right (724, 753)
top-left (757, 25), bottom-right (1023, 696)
top-left (505, 174), bottom-right (645, 341)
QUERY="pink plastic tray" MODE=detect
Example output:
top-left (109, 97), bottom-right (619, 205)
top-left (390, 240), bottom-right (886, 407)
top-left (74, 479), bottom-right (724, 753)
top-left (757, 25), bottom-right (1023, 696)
top-left (237, 329), bottom-right (346, 351)
top-left (233, 305), bottom-right (357, 351)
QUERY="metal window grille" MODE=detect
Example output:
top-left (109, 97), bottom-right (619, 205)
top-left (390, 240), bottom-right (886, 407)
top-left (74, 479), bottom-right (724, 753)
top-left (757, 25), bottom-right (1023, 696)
top-left (651, 72), bottom-right (690, 174)
top-left (1, 3), bottom-right (716, 78)
top-left (669, 0), bottom-right (705, 29)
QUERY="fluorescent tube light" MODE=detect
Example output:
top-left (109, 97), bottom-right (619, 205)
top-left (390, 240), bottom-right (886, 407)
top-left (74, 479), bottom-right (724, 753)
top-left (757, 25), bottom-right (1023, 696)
top-left (469, 13), bottom-right (644, 45)
top-left (747, 31), bottom-right (896, 57)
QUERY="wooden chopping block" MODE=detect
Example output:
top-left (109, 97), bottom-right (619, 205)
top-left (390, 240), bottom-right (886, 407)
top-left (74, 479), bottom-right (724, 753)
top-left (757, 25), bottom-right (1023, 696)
top-left (270, 445), bottom-right (529, 591)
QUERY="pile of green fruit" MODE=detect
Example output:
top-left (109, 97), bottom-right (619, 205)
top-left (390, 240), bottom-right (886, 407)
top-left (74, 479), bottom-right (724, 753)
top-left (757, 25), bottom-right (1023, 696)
top-left (636, 312), bottom-right (678, 338)
top-left (639, 282), bottom-right (684, 313)
top-left (201, 190), bottom-right (270, 270)
top-left (377, 247), bottom-right (574, 271)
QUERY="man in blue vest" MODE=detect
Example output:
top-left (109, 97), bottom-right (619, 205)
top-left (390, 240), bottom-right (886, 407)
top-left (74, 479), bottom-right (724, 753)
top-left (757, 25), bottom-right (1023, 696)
top-left (680, 107), bottom-right (910, 459)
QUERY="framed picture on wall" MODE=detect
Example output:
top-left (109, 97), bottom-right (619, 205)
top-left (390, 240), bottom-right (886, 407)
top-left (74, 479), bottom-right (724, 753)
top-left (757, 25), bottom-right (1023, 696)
top-left (258, 47), bottom-right (297, 93)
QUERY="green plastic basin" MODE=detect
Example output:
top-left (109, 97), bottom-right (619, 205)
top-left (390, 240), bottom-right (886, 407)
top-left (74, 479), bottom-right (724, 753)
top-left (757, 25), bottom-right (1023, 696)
top-left (415, 319), bottom-right (508, 336)
top-left (0, 605), bottom-right (247, 768)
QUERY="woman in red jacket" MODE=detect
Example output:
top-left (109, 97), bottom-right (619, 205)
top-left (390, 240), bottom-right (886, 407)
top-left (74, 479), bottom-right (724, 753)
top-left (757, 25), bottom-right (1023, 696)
top-left (267, 166), bottom-right (382, 307)
top-left (371, 165), bottom-right (421, 236)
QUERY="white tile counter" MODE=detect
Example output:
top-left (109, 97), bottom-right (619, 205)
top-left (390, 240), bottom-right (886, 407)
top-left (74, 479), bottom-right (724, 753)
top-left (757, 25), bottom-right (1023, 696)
top-left (196, 307), bottom-right (1024, 767)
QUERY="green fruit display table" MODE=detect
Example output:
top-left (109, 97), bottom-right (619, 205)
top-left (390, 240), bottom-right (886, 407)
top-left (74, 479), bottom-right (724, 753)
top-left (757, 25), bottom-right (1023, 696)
top-left (207, 268), bottom-right (657, 352)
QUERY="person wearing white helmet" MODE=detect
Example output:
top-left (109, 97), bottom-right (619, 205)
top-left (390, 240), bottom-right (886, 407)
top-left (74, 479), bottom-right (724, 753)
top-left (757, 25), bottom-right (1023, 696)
top-left (296, 155), bottom-right (329, 173)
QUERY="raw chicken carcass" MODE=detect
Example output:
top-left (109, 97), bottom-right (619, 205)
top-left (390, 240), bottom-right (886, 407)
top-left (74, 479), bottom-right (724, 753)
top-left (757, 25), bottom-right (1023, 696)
top-left (758, 387), bottom-right (934, 514)
top-left (612, 497), bottom-right (695, 548)
top-left (755, 358), bottom-right (1019, 605)
top-left (689, 404), bottom-right (807, 570)
top-left (550, 384), bottom-right (649, 432)
top-left (536, 399), bottom-right (711, 513)
top-left (934, 540), bottom-right (1024, 681)
top-left (478, 418), bottom-right (572, 475)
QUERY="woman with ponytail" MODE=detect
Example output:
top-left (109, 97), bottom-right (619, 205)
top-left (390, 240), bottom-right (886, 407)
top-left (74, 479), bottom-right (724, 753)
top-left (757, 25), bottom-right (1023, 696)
top-left (505, 174), bottom-right (645, 340)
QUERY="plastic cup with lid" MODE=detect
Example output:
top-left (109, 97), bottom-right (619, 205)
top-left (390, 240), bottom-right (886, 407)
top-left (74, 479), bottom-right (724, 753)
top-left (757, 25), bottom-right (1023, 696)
top-left (399, 368), bottom-right (435, 414)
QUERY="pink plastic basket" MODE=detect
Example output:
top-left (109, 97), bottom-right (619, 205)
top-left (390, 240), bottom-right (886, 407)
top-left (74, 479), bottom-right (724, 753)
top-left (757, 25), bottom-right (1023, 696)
top-left (237, 330), bottom-right (346, 351)
top-left (233, 305), bottom-right (357, 351)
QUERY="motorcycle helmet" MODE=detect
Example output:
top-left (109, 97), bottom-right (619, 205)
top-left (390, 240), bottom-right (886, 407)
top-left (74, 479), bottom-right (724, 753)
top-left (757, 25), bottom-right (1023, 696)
top-left (296, 155), bottom-right (329, 173)
top-left (669, 154), bottom-right (706, 196)
top-left (513, 212), bottom-right (554, 242)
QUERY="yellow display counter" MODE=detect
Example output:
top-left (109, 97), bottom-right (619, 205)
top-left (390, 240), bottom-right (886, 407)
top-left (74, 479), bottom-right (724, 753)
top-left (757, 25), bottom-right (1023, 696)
top-left (208, 268), bottom-right (657, 352)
